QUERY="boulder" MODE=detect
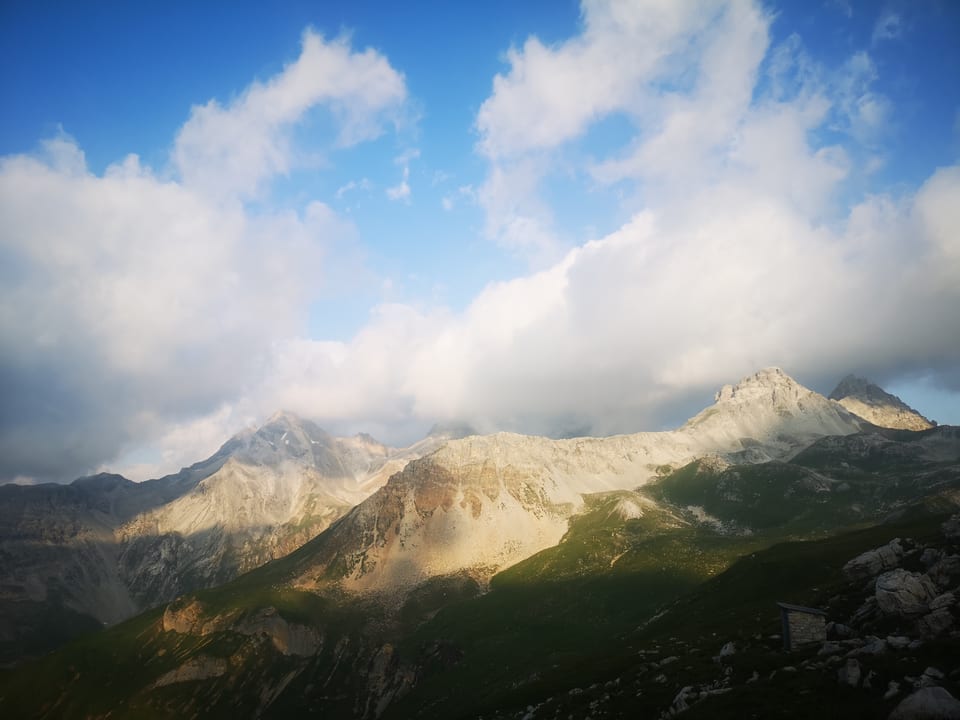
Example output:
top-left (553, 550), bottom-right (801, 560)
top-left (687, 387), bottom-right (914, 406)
top-left (847, 637), bottom-right (887, 657)
top-left (930, 593), bottom-right (956, 611)
top-left (818, 641), bottom-right (842, 656)
top-left (942, 515), bottom-right (960, 541)
top-left (838, 658), bottom-right (861, 687)
top-left (888, 687), bottom-right (960, 720)
top-left (844, 539), bottom-right (906, 580)
top-left (876, 570), bottom-right (938, 616)
top-left (828, 622), bottom-right (855, 639)
top-left (919, 609), bottom-right (955, 639)
top-left (921, 667), bottom-right (945, 688)
top-left (887, 635), bottom-right (912, 649)
top-left (930, 555), bottom-right (960, 589)
top-left (851, 596), bottom-right (881, 626)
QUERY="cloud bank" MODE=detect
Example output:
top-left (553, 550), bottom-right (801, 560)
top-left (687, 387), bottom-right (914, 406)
top-left (1, 3), bottom-right (958, 482)
top-left (0, 31), bottom-right (407, 481)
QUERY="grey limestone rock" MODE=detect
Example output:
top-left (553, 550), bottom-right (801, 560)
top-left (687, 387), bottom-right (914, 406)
top-left (919, 609), bottom-right (955, 639)
top-left (838, 658), bottom-right (861, 687)
top-left (888, 687), bottom-right (960, 720)
top-left (876, 569), bottom-right (938, 617)
top-left (845, 538), bottom-right (906, 580)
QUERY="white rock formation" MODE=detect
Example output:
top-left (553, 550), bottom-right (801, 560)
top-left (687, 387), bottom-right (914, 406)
top-left (292, 368), bottom-right (870, 596)
top-left (0, 412), bottom-right (439, 632)
top-left (875, 569), bottom-right (938, 617)
top-left (0, 368), bottom-right (885, 634)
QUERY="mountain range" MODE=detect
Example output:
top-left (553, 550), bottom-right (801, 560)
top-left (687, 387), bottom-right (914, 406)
top-left (1, 368), bottom-right (958, 719)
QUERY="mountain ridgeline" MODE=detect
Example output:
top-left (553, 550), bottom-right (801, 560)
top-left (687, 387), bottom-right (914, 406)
top-left (0, 413), bottom-right (467, 663)
top-left (1, 368), bottom-right (958, 719)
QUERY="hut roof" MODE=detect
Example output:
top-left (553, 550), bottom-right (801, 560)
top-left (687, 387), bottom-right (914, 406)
top-left (776, 602), bottom-right (827, 616)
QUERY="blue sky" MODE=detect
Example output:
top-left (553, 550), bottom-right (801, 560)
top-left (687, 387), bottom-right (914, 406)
top-left (1, 0), bottom-right (959, 482)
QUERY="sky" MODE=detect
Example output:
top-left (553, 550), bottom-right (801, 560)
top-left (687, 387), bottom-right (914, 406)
top-left (1, 0), bottom-right (959, 483)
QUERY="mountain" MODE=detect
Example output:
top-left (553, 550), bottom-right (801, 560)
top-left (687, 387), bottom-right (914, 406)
top-left (829, 373), bottom-right (936, 431)
top-left (282, 368), bottom-right (871, 597)
top-left (2, 414), bottom-right (957, 718)
top-left (2, 366), bottom-right (954, 715)
top-left (0, 412), bottom-right (441, 664)
top-left (0, 369), bottom-right (873, 665)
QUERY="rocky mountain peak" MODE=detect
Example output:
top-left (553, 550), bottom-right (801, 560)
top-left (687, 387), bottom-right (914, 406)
top-left (713, 367), bottom-right (810, 405)
top-left (684, 367), bottom-right (865, 457)
top-left (829, 374), bottom-right (935, 431)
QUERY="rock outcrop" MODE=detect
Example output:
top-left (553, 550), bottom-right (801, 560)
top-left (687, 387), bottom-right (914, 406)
top-left (0, 412), bottom-right (441, 664)
top-left (830, 375), bottom-right (935, 431)
top-left (889, 687), bottom-right (960, 720)
top-left (876, 570), bottom-right (938, 617)
top-left (844, 539), bottom-right (906, 580)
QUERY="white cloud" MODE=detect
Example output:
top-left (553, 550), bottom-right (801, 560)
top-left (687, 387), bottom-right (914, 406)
top-left (173, 30), bottom-right (406, 201)
top-left (386, 149), bottom-right (419, 202)
top-left (476, 0), bottom-right (728, 159)
top-left (0, 34), bottom-right (408, 482)
top-left (474, 0), bottom-right (770, 259)
top-left (335, 177), bottom-right (373, 199)
top-left (386, 166), bottom-right (411, 201)
top-left (219, 0), bottom-right (960, 445)
top-left (4, 2), bottom-right (958, 483)
top-left (239, 162), bottom-right (960, 444)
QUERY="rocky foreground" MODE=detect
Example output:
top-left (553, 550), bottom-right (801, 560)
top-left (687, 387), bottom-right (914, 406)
top-left (483, 514), bottom-right (960, 720)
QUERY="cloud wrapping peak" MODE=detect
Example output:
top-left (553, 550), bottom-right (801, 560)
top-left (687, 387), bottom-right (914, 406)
top-left (251, 0), bottom-right (960, 444)
top-left (2, 2), bottom-right (958, 483)
top-left (0, 34), bottom-right (408, 482)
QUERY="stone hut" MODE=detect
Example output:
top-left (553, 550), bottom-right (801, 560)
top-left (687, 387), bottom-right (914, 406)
top-left (777, 602), bottom-right (827, 650)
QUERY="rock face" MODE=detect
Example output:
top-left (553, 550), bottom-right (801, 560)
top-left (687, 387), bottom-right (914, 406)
top-left (152, 656), bottom-right (228, 688)
top-left (844, 539), bottom-right (906, 580)
top-left (875, 570), bottom-right (938, 617)
top-left (830, 375), bottom-right (935, 431)
top-left (686, 368), bottom-right (867, 461)
top-left (0, 368), bottom-right (917, 661)
top-left (0, 412), bottom-right (441, 662)
top-left (285, 370), bottom-right (873, 598)
top-left (889, 687), bottom-right (960, 720)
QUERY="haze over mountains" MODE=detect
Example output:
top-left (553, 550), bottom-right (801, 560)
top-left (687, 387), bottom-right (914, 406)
top-left (0, 367), bottom-right (943, 666)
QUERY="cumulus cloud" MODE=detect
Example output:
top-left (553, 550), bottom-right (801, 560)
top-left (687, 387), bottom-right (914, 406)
top-left (474, 0), bottom-right (768, 258)
top-left (3, 3), bottom-right (958, 482)
top-left (242, 161), bottom-right (959, 443)
top-left (0, 33), bottom-right (408, 482)
top-left (173, 30), bottom-right (406, 200)
top-left (219, 0), bottom-right (959, 444)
